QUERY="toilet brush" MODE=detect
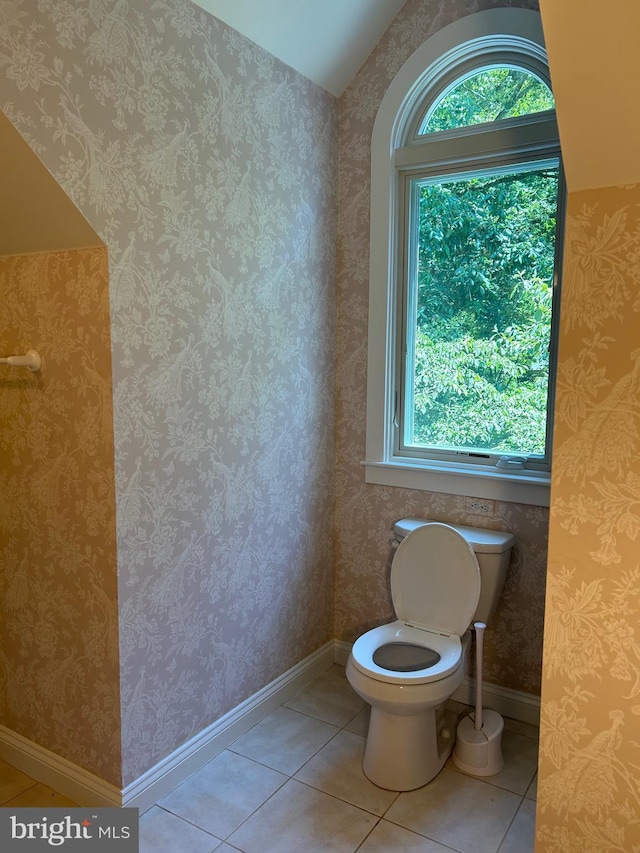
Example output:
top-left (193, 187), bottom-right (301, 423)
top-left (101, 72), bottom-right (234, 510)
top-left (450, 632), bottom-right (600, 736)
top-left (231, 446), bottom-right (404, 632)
top-left (452, 622), bottom-right (504, 776)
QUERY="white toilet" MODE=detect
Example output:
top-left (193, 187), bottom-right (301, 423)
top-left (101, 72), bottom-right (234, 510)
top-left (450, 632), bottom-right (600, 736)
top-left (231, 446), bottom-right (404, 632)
top-left (346, 517), bottom-right (515, 792)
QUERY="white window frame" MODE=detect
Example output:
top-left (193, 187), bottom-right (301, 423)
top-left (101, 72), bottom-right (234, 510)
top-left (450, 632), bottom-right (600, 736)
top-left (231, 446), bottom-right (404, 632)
top-left (363, 9), bottom-right (558, 507)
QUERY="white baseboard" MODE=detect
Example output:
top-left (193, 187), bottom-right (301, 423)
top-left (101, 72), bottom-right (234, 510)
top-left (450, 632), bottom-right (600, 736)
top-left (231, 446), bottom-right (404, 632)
top-left (450, 677), bottom-right (540, 727)
top-left (334, 639), bottom-right (352, 667)
top-left (123, 640), bottom-right (335, 812)
top-left (0, 726), bottom-right (121, 807)
top-left (0, 638), bottom-right (539, 812)
top-left (0, 640), bottom-right (335, 811)
top-left (334, 640), bottom-right (540, 727)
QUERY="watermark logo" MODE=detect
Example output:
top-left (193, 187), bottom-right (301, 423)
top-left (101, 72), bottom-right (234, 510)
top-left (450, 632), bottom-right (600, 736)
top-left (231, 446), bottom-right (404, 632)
top-left (0, 808), bottom-right (138, 851)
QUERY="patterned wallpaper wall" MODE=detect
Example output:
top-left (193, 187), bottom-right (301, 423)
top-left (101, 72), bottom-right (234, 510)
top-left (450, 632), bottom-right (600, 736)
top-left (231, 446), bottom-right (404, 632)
top-left (3, 0), bottom-right (603, 802)
top-left (0, 248), bottom-right (121, 786)
top-left (536, 187), bottom-right (640, 851)
top-left (335, 0), bottom-right (547, 695)
top-left (1, 1), bottom-right (337, 785)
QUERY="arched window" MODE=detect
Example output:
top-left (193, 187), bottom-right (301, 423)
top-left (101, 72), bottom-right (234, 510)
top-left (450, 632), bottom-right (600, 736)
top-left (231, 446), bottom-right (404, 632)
top-left (418, 65), bottom-right (554, 133)
top-left (364, 10), bottom-right (563, 506)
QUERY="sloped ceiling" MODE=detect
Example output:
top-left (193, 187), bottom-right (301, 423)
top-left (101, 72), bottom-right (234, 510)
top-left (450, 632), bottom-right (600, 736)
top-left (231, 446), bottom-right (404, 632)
top-left (540, 0), bottom-right (640, 191)
top-left (193, 0), bottom-right (408, 96)
top-left (0, 111), bottom-right (101, 256)
top-left (1, 0), bottom-right (407, 255)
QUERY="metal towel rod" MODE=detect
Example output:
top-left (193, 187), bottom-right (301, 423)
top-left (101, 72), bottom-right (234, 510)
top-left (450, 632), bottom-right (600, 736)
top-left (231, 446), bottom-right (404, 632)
top-left (0, 349), bottom-right (42, 372)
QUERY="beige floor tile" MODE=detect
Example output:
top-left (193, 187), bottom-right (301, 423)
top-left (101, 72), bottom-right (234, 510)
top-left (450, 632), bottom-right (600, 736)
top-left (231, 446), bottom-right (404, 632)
top-left (284, 665), bottom-right (365, 727)
top-left (386, 768), bottom-right (520, 853)
top-left (159, 750), bottom-right (286, 839)
top-left (295, 730), bottom-right (398, 816)
top-left (0, 668), bottom-right (540, 853)
top-left (498, 798), bottom-right (536, 853)
top-left (525, 772), bottom-right (537, 801)
top-left (230, 706), bottom-right (339, 775)
top-left (3, 782), bottom-right (78, 808)
top-left (447, 727), bottom-right (538, 795)
top-left (344, 706), bottom-right (370, 737)
top-left (227, 778), bottom-right (377, 853)
top-left (480, 729), bottom-right (538, 795)
top-left (357, 820), bottom-right (459, 852)
top-left (0, 760), bottom-right (37, 805)
top-left (502, 716), bottom-right (540, 741)
top-left (446, 699), bottom-right (471, 717)
top-left (139, 806), bottom-right (221, 853)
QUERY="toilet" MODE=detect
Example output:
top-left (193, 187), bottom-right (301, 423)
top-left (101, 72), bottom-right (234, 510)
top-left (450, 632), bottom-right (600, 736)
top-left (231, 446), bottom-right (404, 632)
top-left (346, 517), bottom-right (515, 792)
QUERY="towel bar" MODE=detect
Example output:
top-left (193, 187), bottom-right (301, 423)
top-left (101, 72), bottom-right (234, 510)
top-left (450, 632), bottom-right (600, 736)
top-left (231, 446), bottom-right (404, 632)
top-left (0, 349), bottom-right (42, 372)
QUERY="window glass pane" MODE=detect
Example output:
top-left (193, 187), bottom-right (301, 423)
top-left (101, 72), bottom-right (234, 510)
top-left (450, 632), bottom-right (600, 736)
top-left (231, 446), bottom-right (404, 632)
top-left (405, 164), bottom-right (558, 457)
top-left (420, 67), bottom-right (554, 134)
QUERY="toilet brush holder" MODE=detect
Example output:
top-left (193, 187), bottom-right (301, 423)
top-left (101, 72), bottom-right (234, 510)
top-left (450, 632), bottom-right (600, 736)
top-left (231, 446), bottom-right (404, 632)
top-left (453, 708), bottom-right (504, 775)
top-left (452, 622), bottom-right (504, 776)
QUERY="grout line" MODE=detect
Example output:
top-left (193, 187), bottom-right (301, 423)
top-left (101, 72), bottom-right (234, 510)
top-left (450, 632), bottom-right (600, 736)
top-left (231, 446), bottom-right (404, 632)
top-left (220, 772), bottom-right (291, 844)
top-left (353, 821), bottom-right (381, 853)
top-left (0, 779), bottom-right (39, 807)
top-left (150, 804), bottom-right (223, 844)
top-left (2, 668), bottom-right (538, 852)
top-left (495, 793), bottom-right (528, 853)
top-left (381, 810), bottom-right (468, 853)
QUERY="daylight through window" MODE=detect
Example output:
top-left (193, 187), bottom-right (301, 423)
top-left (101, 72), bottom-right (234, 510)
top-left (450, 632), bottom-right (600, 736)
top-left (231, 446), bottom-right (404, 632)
top-left (397, 64), bottom-right (563, 472)
top-left (365, 12), bottom-right (563, 504)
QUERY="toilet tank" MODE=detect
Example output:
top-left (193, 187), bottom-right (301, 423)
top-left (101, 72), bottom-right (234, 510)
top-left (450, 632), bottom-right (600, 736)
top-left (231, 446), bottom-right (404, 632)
top-left (393, 518), bottom-right (515, 624)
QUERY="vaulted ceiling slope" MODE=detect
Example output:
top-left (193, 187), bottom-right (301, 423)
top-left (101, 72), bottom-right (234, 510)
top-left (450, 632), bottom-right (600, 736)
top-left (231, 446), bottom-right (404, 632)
top-left (540, 0), bottom-right (640, 190)
top-left (0, 111), bottom-right (101, 255)
top-left (193, 0), bottom-right (408, 96)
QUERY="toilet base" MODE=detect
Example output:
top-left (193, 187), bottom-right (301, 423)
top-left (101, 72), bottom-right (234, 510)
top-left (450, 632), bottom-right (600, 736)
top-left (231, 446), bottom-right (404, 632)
top-left (362, 704), bottom-right (454, 791)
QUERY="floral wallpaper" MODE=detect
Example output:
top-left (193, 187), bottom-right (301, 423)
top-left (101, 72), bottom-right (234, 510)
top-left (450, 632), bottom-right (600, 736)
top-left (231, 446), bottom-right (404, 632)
top-left (5, 1), bottom-right (621, 816)
top-left (335, 0), bottom-right (547, 695)
top-left (536, 186), bottom-right (640, 851)
top-left (0, 247), bottom-right (121, 786)
top-left (1, 0), bottom-right (336, 786)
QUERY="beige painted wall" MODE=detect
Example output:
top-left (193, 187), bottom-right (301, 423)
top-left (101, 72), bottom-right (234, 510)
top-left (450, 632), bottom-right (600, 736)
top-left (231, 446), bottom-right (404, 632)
top-left (0, 247), bottom-right (121, 786)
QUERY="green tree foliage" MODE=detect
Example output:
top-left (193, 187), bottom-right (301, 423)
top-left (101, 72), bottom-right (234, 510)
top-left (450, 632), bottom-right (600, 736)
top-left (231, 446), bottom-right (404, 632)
top-left (408, 68), bottom-right (558, 455)
top-left (423, 66), bottom-right (554, 133)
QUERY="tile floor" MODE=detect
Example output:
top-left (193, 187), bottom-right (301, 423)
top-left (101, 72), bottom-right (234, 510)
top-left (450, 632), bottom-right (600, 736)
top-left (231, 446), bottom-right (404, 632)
top-left (0, 665), bottom-right (539, 853)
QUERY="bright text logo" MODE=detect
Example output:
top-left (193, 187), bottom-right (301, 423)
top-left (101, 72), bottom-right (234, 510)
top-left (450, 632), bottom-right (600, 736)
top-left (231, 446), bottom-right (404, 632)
top-left (0, 808), bottom-right (138, 851)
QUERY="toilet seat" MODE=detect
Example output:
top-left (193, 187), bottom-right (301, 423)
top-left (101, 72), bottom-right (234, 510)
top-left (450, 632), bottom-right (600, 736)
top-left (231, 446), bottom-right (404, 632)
top-left (350, 620), bottom-right (463, 685)
top-left (346, 520), bottom-right (512, 792)
top-left (391, 522), bottom-right (481, 637)
top-left (350, 523), bottom-right (481, 686)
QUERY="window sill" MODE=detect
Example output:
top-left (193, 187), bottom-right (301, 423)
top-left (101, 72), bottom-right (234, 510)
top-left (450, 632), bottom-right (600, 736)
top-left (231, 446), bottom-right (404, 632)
top-left (362, 458), bottom-right (550, 507)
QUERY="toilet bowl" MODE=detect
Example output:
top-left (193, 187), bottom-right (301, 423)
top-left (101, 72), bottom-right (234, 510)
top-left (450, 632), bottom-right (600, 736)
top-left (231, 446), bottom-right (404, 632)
top-left (346, 519), bottom-right (514, 791)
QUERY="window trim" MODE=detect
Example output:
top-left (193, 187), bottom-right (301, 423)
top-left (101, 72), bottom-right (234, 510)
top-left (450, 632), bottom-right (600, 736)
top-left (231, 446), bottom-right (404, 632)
top-left (396, 152), bottom-right (562, 470)
top-left (412, 59), bottom-right (554, 140)
top-left (364, 9), bottom-right (555, 507)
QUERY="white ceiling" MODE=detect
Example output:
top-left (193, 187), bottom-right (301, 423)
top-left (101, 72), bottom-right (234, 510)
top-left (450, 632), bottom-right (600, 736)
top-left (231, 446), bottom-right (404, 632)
top-left (193, 0), bottom-right (408, 96)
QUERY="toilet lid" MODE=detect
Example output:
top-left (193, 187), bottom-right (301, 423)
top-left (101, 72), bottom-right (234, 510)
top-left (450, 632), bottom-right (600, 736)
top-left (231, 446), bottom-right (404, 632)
top-left (391, 522), bottom-right (481, 636)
